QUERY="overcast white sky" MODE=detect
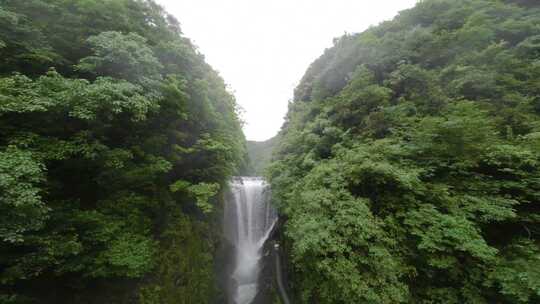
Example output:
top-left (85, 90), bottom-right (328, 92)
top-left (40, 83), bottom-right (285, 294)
top-left (156, 0), bottom-right (418, 141)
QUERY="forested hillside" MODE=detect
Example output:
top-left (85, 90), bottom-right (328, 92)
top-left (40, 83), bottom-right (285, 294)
top-left (0, 0), bottom-right (246, 302)
top-left (246, 136), bottom-right (278, 175)
top-left (270, 0), bottom-right (540, 303)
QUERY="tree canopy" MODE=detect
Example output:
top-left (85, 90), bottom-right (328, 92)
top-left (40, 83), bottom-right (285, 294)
top-left (0, 0), bottom-right (247, 302)
top-left (246, 135), bottom-right (279, 176)
top-left (270, 0), bottom-right (540, 303)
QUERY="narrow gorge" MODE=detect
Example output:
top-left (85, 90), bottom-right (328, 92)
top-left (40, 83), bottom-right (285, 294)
top-left (1, 0), bottom-right (539, 304)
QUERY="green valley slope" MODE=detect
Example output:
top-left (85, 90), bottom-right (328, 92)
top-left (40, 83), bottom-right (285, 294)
top-left (270, 0), bottom-right (540, 303)
top-left (0, 1), bottom-right (246, 302)
top-left (247, 136), bottom-right (279, 176)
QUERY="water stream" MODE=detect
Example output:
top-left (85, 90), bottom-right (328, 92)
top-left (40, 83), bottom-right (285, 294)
top-left (224, 177), bottom-right (277, 304)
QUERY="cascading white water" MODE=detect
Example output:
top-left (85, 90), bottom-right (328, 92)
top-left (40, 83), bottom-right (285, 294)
top-left (225, 177), bottom-right (277, 304)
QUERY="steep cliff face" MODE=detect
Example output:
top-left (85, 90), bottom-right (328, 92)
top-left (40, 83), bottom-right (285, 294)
top-left (270, 0), bottom-right (540, 303)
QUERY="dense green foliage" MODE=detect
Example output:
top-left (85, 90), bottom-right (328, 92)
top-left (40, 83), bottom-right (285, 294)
top-left (270, 0), bottom-right (540, 303)
top-left (246, 135), bottom-right (279, 175)
top-left (0, 0), bottom-right (246, 302)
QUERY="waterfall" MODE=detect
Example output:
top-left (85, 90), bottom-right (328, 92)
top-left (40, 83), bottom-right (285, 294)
top-left (224, 177), bottom-right (277, 304)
